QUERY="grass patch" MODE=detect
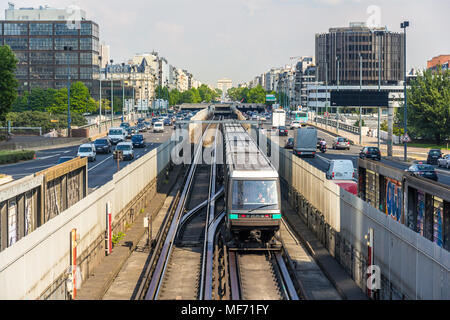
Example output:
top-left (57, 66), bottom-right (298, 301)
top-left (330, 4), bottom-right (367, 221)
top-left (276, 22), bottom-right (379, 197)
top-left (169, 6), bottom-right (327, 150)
top-left (0, 150), bottom-right (35, 165)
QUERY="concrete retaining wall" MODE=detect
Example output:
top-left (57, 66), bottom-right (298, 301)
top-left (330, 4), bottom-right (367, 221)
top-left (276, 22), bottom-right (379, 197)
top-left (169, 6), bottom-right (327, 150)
top-left (261, 135), bottom-right (449, 299)
top-left (0, 138), bottom-right (176, 299)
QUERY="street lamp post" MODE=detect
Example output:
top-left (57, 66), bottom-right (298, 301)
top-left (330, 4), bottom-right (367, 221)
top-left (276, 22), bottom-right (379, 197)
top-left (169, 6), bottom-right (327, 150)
top-left (336, 56), bottom-right (340, 134)
top-left (121, 63), bottom-right (125, 123)
top-left (374, 30), bottom-right (384, 150)
top-left (110, 59), bottom-right (114, 125)
top-left (99, 56), bottom-right (102, 129)
top-left (64, 46), bottom-right (72, 137)
top-left (325, 61), bottom-right (328, 129)
top-left (401, 21), bottom-right (410, 162)
top-left (359, 53), bottom-right (363, 146)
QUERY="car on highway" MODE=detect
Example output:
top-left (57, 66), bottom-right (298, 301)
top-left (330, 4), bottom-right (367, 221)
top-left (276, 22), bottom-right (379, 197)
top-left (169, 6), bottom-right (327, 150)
top-left (290, 121), bottom-right (301, 130)
top-left (131, 134), bottom-right (146, 148)
top-left (143, 121), bottom-right (152, 130)
top-left (57, 156), bottom-right (75, 164)
top-left (359, 147), bottom-right (381, 161)
top-left (94, 138), bottom-right (112, 154)
top-left (114, 142), bottom-right (134, 161)
top-left (427, 149), bottom-right (443, 165)
top-left (137, 123), bottom-right (147, 132)
top-left (437, 154), bottom-right (450, 169)
top-left (326, 160), bottom-right (355, 181)
top-left (154, 122), bottom-right (164, 133)
top-left (151, 117), bottom-right (159, 124)
top-left (332, 137), bottom-right (351, 150)
top-left (405, 164), bottom-right (438, 181)
top-left (278, 126), bottom-right (288, 136)
top-left (77, 144), bottom-right (96, 162)
top-left (108, 127), bottom-right (126, 145)
top-left (285, 138), bottom-right (294, 149)
top-left (163, 118), bottom-right (172, 126)
top-left (120, 122), bottom-right (130, 130)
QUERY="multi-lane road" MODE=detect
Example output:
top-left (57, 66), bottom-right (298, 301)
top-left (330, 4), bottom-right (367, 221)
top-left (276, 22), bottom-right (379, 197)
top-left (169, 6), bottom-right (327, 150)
top-left (0, 127), bottom-right (175, 192)
top-left (262, 121), bottom-right (450, 186)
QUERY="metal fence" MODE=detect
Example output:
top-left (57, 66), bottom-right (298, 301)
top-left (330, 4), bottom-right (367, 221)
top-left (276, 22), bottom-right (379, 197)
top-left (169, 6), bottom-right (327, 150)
top-left (313, 116), bottom-right (361, 135)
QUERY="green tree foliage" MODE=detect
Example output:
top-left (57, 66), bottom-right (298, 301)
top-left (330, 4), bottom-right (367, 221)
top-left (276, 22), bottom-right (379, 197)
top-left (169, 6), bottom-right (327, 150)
top-left (0, 45), bottom-right (18, 123)
top-left (46, 81), bottom-right (97, 115)
top-left (227, 85), bottom-right (267, 104)
top-left (397, 68), bottom-right (450, 144)
top-left (169, 89), bottom-right (181, 106)
top-left (6, 111), bottom-right (87, 134)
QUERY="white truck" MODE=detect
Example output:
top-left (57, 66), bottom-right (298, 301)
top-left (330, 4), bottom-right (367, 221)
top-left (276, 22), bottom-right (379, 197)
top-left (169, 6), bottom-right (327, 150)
top-left (293, 127), bottom-right (317, 158)
top-left (272, 109), bottom-right (286, 129)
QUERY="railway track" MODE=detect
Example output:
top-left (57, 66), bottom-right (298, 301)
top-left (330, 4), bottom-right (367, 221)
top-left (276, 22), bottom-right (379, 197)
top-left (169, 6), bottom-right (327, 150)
top-left (136, 118), bottom-right (222, 300)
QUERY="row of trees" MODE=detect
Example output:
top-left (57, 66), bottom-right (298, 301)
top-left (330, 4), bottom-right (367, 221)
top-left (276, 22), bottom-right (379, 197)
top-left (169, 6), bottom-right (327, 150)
top-left (154, 84), bottom-right (222, 105)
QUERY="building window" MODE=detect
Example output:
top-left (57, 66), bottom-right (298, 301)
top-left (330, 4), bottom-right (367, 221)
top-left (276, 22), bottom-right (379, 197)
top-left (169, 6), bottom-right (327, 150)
top-left (30, 23), bottom-right (53, 36)
top-left (80, 53), bottom-right (92, 65)
top-left (4, 38), bottom-right (28, 50)
top-left (80, 23), bottom-right (92, 36)
top-left (55, 52), bottom-right (78, 65)
top-left (80, 38), bottom-right (92, 50)
top-left (55, 23), bottom-right (78, 36)
top-left (30, 66), bottom-right (54, 80)
top-left (80, 67), bottom-right (93, 79)
top-left (4, 23), bottom-right (28, 35)
top-left (55, 66), bottom-right (78, 79)
top-left (14, 52), bottom-right (28, 65)
top-left (15, 66), bottom-right (28, 79)
top-left (55, 38), bottom-right (78, 50)
top-left (29, 38), bottom-right (53, 50)
top-left (30, 52), bottom-right (54, 65)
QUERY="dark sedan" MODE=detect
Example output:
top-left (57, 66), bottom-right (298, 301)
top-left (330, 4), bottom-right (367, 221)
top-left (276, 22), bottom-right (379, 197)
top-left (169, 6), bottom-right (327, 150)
top-left (278, 126), bottom-right (288, 136)
top-left (57, 156), bottom-right (75, 164)
top-left (285, 138), bottom-right (294, 149)
top-left (151, 118), bottom-right (159, 124)
top-left (427, 149), bottom-right (443, 165)
top-left (94, 138), bottom-right (112, 154)
top-left (359, 147), bottom-right (381, 161)
top-left (164, 118), bottom-right (172, 126)
top-left (405, 164), bottom-right (438, 181)
top-left (131, 134), bottom-right (146, 148)
top-left (137, 123), bottom-right (147, 132)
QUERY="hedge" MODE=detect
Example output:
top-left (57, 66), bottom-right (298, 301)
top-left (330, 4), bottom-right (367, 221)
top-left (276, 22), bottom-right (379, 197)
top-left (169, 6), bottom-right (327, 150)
top-left (0, 150), bottom-right (36, 165)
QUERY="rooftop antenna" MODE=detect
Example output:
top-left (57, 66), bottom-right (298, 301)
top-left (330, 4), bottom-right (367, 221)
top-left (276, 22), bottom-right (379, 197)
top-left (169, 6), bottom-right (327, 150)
top-left (8, 2), bottom-right (15, 10)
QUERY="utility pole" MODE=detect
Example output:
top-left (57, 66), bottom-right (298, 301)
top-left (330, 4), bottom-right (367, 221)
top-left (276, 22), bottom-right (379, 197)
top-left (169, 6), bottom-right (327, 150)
top-left (325, 61), bottom-right (328, 129)
top-left (375, 31), bottom-right (383, 150)
top-left (336, 56), bottom-right (340, 134)
top-left (401, 21), bottom-right (410, 162)
top-left (122, 63), bottom-right (125, 123)
top-left (359, 53), bottom-right (363, 146)
top-left (110, 59), bottom-right (114, 125)
top-left (99, 56), bottom-right (102, 129)
top-left (64, 46), bottom-right (72, 138)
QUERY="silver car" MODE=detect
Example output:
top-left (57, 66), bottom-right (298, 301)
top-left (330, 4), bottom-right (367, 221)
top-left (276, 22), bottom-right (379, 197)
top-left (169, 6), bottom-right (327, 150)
top-left (437, 154), bottom-right (450, 169)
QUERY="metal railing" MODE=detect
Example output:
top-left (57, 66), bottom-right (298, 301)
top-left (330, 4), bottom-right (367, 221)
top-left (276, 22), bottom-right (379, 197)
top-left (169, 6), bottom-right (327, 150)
top-left (0, 127), bottom-right (42, 136)
top-left (313, 116), bottom-right (361, 135)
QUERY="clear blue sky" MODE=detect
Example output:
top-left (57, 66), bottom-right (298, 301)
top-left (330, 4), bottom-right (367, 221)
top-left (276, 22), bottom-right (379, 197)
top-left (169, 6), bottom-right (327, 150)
top-left (2, 0), bottom-right (449, 86)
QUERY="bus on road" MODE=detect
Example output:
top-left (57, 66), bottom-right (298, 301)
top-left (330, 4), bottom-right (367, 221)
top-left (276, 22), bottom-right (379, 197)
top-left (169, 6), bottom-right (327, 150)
top-left (291, 110), bottom-right (309, 124)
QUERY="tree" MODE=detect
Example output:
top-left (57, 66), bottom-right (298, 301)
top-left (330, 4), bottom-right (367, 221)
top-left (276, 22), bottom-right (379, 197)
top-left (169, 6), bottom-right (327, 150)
top-left (0, 45), bottom-right (18, 124)
top-left (47, 82), bottom-right (97, 115)
top-left (247, 85), bottom-right (266, 103)
top-left (397, 68), bottom-right (450, 144)
top-left (169, 89), bottom-right (181, 106)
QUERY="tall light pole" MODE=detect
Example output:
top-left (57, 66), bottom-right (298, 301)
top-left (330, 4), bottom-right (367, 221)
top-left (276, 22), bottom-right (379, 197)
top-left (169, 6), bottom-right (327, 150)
top-left (336, 55), bottom-right (340, 134)
top-left (401, 21), bottom-right (410, 162)
top-left (325, 61), bottom-right (328, 129)
top-left (359, 52), bottom-right (363, 146)
top-left (375, 30), bottom-right (384, 150)
top-left (64, 46), bottom-right (72, 137)
top-left (121, 63), bottom-right (125, 123)
top-left (98, 56), bottom-right (102, 127)
top-left (110, 59), bottom-right (114, 125)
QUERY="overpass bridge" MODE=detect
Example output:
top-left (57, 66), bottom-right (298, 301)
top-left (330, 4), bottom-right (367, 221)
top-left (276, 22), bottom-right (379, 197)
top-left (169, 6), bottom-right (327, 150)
top-left (0, 107), bottom-right (448, 300)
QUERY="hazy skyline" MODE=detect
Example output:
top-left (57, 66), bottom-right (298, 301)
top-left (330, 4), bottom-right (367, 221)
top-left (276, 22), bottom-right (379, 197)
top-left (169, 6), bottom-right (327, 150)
top-left (2, 0), bottom-right (449, 86)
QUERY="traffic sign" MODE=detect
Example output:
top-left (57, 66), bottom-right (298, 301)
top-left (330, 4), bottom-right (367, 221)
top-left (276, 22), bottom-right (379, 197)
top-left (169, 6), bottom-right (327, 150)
top-left (266, 94), bottom-right (276, 102)
top-left (400, 133), bottom-right (411, 143)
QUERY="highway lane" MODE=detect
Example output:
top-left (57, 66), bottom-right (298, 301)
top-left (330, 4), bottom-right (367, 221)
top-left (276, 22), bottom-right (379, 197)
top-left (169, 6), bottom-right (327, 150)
top-left (262, 121), bottom-right (450, 185)
top-left (0, 126), bottom-right (175, 191)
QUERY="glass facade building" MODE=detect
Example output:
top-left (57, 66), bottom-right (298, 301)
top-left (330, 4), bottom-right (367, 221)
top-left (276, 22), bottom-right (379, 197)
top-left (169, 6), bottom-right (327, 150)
top-left (0, 20), bottom-right (100, 95)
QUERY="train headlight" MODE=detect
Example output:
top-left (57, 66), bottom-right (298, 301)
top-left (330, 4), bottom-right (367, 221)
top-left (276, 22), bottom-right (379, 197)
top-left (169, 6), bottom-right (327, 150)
top-left (229, 214), bottom-right (238, 220)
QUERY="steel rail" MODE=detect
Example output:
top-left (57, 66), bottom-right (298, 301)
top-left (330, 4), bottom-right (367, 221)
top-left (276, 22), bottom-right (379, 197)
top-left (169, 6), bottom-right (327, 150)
top-left (199, 119), bottom-right (220, 300)
top-left (274, 252), bottom-right (299, 300)
top-left (144, 119), bottom-right (213, 300)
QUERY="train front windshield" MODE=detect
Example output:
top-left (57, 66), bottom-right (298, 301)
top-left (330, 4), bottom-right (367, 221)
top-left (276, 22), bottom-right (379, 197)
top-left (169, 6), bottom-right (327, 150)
top-left (232, 180), bottom-right (279, 210)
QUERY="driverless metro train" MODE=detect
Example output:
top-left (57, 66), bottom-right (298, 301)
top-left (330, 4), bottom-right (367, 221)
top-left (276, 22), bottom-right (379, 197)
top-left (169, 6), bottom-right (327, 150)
top-left (222, 123), bottom-right (282, 246)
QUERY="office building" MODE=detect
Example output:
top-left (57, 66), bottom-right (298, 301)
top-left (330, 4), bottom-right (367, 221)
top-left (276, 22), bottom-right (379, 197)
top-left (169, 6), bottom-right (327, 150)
top-left (315, 22), bottom-right (404, 86)
top-left (0, 4), bottom-right (100, 95)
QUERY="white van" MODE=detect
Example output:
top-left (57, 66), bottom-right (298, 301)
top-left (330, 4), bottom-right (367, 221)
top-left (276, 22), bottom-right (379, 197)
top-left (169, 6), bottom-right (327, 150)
top-left (108, 127), bottom-right (126, 145)
top-left (115, 142), bottom-right (134, 161)
top-left (153, 122), bottom-right (164, 133)
top-left (326, 160), bottom-right (355, 180)
top-left (77, 143), bottom-right (96, 162)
